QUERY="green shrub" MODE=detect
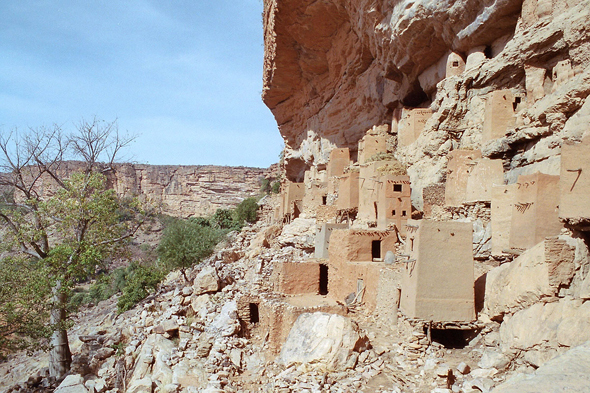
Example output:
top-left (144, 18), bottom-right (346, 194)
top-left (0, 257), bottom-right (52, 357)
top-left (211, 209), bottom-right (239, 230)
top-left (117, 262), bottom-right (165, 313)
top-left (234, 197), bottom-right (258, 225)
top-left (260, 178), bottom-right (271, 194)
top-left (68, 267), bottom-right (129, 310)
top-left (271, 181), bottom-right (281, 194)
top-left (68, 261), bottom-right (165, 314)
top-left (157, 218), bottom-right (225, 280)
top-left (191, 216), bottom-right (211, 227)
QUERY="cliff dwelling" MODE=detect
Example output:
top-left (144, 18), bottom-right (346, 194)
top-left (4, 0), bottom-right (590, 392)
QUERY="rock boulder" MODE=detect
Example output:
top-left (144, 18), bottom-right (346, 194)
top-left (193, 266), bottom-right (220, 296)
top-left (499, 299), bottom-right (590, 367)
top-left (277, 312), bottom-right (369, 370)
top-left (484, 237), bottom-right (579, 319)
top-left (491, 341), bottom-right (590, 393)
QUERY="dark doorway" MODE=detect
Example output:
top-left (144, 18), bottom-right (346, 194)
top-left (293, 203), bottom-right (301, 219)
top-left (372, 240), bottom-right (382, 260)
top-left (322, 195), bottom-right (327, 205)
top-left (427, 328), bottom-right (478, 349)
top-left (474, 273), bottom-right (487, 315)
top-left (319, 264), bottom-right (329, 295)
top-left (249, 303), bottom-right (260, 323)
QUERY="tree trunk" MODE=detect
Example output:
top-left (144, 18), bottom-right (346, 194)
top-left (49, 282), bottom-right (72, 378)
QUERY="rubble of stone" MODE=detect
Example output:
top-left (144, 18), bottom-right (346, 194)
top-left (0, 188), bottom-right (587, 392)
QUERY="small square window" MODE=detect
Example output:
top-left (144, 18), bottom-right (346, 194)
top-left (513, 97), bottom-right (522, 111)
top-left (392, 210), bottom-right (396, 216)
top-left (393, 184), bottom-right (402, 192)
top-left (402, 210), bottom-right (407, 217)
top-left (452, 61), bottom-right (459, 67)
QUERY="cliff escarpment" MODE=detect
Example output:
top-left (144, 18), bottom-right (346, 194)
top-left (108, 164), bottom-right (271, 217)
top-left (263, 0), bottom-right (590, 195)
top-left (6, 162), bottom-right (272, 218)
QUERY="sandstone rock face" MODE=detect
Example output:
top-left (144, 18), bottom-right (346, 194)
top-left (276, 218), bottom-right (317, 250)
top-left (263, 0), bottom-right (590, 207)
top-left (484, 236), bottom-right (582, 319)
top-left (12, 161), bottom-right (270, 218)
top-left (127, 334), bottom-right (176, 392)
top-left (491, 341), bottom-right (590, 393)
top-left (54, 375), bottom-right (88, 393)
top-left (277, 312), bottom-right (369, 370)
top-left (264, 0), bottom-right (521, 150)
top-left (207, 301), bottom-right (240, 338)
top-left (109, 163), bottom-right (268, 217)
top-left (193, 266), bottom-right (220, 296)
top-left (499, 299), bottom-right (590, 367)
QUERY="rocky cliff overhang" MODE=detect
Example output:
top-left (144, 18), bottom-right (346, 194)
top-left (262, 0), bottom-right (525, 179)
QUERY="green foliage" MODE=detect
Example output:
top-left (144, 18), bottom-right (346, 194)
top-left (191, 216), bottom-right (211, 227)
top-left (111, 342), bottom-right (125, 357)
top-left (278, 150), bottom-right (285, 165)
top-left (69, 268), bottom-right (128, 309)
top-left (234, 197), bottom-right (258, 225)
top-left (271, 181), bottom-right (281, 194)
top-left (68, 262), bottom-right (165, 314)
top-left (157, 218), bottom-right (225, 274)
top-left (117, 262), bottom-right (165, 313)
top-left (14, 172), bottom-right (139, 282)
top-left (260, 178), bottom-right (271, 194)
top-left (210, 208), bottom-right (238, 230)
top-left (0, 257), bottom-right (53, 358)
top-left (0, 171), bottom-right (144, 358)
top-left (0, 120), bottom-right (143, 375)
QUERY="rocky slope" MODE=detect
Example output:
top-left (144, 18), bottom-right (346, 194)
top-left (3, 203), bottom-right (588, 393)
top-left (3, 1), bottom-right (590, 392)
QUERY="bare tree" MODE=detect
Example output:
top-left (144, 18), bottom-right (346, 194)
top-left (0, 119), bottom-right (141, 378)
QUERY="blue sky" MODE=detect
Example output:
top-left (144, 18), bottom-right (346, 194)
top-left (0, 1), bottom-right (283, 167)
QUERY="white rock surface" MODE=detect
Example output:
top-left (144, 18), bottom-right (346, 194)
top-left (54, 375), bottom-right (88, 393)
top-left (277, 218), bottom-right (317, 249)
top-left (277, 312), bottom-right (368, 371)
top-left (491, 341), bottom-right (590, 393)
top-left (499, 299), bottom-right (590, 366)
top-left (484, 237), bottom-right (579, 319)
top-left (207, 301), bottom-right (240, 337)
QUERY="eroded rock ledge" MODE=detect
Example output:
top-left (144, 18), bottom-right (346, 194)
top-left (263, 0), bottom-right (589, 186)
top-left (108, 163), bottom-right (271, 217)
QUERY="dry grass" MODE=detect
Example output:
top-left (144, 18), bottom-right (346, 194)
top-left (365, 152), bottom-right (396, 163)
top-left (376, 160), bottom-right (407, 175)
